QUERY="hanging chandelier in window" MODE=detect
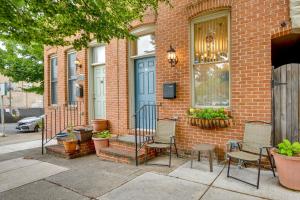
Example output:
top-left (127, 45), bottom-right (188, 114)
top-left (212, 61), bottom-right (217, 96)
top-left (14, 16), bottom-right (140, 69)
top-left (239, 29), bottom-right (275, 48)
top-left (194, 16), bottom-right (228, 64)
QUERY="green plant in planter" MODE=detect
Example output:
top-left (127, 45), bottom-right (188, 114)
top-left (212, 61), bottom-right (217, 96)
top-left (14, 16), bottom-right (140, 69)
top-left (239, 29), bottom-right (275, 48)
top-left (278, 139), bottom-right (300, 156)
top-left (93, 130), bottom-right (111, 139)
top-left (188, 107), bottom-right (229, 120)
top-left (66, 126), bottom-right (77, 141)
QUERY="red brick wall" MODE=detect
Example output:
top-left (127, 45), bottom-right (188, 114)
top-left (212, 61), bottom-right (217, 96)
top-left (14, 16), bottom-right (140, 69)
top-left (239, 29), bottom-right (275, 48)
top-left (44, 0), bottom-right (292, 158)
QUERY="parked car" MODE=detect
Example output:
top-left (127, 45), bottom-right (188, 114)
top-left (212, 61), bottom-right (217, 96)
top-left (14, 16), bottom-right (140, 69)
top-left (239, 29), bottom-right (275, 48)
top-left (16, 115), bottom-right (44, 132)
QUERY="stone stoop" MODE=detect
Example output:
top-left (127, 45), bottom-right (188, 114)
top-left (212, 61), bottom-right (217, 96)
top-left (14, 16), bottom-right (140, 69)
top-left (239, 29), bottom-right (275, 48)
top-left (96, 135), bottom-right (156, 165)
top-left (46, 140), bottom-right (95, 159)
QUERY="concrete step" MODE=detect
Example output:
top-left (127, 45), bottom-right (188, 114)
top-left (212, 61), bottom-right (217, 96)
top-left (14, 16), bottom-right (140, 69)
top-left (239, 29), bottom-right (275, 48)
top-left (97, 147), bottom-right (143, 164)
top-left (97, 146), bottom-right (156, 165)
top-left (110, 134), bottom-right (153, 146)
top-left (46, 140), bottom-right (95, 159)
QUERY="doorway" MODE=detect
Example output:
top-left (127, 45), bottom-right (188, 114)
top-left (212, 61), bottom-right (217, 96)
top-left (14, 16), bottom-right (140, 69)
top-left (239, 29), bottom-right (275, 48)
top-left (272, 33), bottom-right (300, 144)
top-left (134, 57), bottom-right (156, 128)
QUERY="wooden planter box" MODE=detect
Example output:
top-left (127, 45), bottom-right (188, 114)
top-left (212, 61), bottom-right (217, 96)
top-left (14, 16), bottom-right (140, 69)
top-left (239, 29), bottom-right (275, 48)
top-left (187, 116), bottom-right (232, 129)
top-left (74, 127), bottom-right (93, 142)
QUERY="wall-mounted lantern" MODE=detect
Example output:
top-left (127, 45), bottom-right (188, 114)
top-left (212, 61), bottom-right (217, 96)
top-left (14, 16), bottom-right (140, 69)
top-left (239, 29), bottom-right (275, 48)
top-left (167, 45), bottom-right (178, 67)
top-left (75, 58), bottom-right (82, 68)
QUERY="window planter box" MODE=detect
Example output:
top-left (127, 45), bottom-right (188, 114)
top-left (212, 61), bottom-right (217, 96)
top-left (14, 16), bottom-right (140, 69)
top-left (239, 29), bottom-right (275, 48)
top-left (187, 116), bottom-right (232, 129)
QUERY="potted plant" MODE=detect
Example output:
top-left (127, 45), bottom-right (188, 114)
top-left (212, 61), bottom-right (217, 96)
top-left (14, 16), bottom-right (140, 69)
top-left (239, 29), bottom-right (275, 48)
top-left (187, 108), bottom-right (232, 129)
top-left (91, 119), bottom-right (108, 132)
top-left (63, 126), bottom-right (78, 154)
top-left (272, 139), bottom-right (300, 190)
top-left (92, 130), bottom-right (111, 155)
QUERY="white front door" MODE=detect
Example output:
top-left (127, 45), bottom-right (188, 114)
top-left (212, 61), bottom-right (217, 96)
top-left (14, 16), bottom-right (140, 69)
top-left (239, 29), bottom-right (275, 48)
top-left (94, 65), bottom-right (106, 119)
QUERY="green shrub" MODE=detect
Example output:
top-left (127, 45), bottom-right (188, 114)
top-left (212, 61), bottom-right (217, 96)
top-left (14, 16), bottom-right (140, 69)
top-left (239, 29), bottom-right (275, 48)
top-left (93, 130), bottom-right (111, 139)
top-left (188, 107), bottom-right (229, 120)
top-left (278, 139), bottom-right (300, 156)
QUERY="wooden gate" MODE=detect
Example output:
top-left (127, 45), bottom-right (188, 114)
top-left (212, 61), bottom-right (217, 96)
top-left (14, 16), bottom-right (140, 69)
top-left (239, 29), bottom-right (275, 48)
top-left (273, 63), bottom-right (300, 144)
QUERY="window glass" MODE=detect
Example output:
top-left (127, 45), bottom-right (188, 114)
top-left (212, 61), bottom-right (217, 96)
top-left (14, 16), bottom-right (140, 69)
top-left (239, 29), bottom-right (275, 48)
top-left (50, 57), bottom-right (57, 104)
top-left (92, 46), bottom-right (105, 64)
top-left (68, 52), bottom-right (77, 103)
top-left (131, 34), bottom-right (155, 56)
top-left (193, 14), bottom-right (230, 107)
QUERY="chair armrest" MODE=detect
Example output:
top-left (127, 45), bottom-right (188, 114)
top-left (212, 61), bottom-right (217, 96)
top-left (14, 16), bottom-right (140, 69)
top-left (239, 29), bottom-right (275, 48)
top-left (144, 134), bottom-right (155, 138)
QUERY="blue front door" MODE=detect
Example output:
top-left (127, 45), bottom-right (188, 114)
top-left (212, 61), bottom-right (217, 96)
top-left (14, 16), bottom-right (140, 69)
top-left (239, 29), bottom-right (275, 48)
top-left (135, 57), bottom-right (156, 128)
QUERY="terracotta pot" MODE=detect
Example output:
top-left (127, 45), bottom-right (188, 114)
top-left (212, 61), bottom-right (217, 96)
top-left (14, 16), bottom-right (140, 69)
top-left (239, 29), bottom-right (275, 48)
top-left (63, 140), bottom-right (77, 153)
top-left (92, 137), bottom-right (109, 156)
top-left (91, 119), bottom-right (108, 132)
top-left (272, 149), bottom-right (300, 190)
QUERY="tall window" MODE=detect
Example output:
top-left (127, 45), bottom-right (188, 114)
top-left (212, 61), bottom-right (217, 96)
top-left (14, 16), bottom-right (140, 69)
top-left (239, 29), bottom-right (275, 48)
top-left (192, 12), bottom-right (230, 107)
top-left (50, 56), bottom-right (58, 104)
top-left (67, 52), bottom-right (77, 104)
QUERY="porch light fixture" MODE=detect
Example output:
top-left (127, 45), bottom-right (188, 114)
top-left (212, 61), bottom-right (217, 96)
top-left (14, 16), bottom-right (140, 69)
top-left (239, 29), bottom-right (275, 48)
top-left (75, 58), bottom-right (82, 68)
top-left (167, 45), bottom-right (178, 67)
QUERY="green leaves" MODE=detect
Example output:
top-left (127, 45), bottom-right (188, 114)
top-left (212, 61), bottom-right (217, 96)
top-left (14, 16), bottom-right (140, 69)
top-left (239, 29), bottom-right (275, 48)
top-left (188, 107), bottom-right (229, 120)
top-left (278, 139), bottom-right (300, 157)
top-left (0, 39), bottom-right (44, 94)
top-left (93, 130), bottom-right (111, 139)
top-left (0, 0), bottom-right (169, 50)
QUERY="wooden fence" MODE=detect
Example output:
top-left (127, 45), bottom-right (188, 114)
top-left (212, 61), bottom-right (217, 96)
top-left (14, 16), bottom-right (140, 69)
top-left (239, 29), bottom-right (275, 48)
top-left (273, 63), bottom-right (300, 144)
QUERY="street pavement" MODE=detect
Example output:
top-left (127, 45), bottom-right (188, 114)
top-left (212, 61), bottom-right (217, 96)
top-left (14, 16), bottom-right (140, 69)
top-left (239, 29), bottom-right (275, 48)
top-left (0, 123), bottom-right (19, 134)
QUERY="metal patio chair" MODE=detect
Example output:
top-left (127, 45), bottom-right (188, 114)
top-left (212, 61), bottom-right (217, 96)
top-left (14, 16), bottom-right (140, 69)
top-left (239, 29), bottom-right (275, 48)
top-left (227, 121), bottom-right (276, 189)
top-left (145, 119), bottom-right (178, 167)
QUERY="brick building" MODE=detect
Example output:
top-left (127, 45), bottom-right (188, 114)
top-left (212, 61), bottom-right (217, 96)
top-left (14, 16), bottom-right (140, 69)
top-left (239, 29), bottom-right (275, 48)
top-left (44, 0), bottom-right (300, 158)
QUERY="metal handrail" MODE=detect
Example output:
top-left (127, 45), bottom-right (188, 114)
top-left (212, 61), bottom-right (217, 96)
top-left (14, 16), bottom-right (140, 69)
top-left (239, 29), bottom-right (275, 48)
top-left (134, 104), bottom-right (161, 166)
top-left (41, 101), bottom-right (84, 154)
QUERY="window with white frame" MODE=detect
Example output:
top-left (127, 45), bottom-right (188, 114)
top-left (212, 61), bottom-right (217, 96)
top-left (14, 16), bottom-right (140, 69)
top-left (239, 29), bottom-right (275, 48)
top-left (67, 52), bottom-right (77, 104)
top-left (50, 56), bottom-right (58, 105)
top-left (130, 34), bottom-right (155, 56)
top-left (92, 46), bottom-right (105, 65)
top-left (192, 12), bottom-right (230, 107)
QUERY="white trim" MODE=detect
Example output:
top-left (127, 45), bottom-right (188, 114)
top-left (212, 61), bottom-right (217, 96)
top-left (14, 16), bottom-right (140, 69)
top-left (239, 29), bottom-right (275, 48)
top-left (128, 24), bottom-right (156, 129)
top-left (66, 51), bottom-right (77, 104)
top-left (190, 10), bottom-right (231, 109)
top-left (88, 44), bottom-right (106, 122)
top-left (130, 52), bottom-right (155, 60)
top-left (131, 24), bottom-right (155, 36)
top-left (50, 54), bottom-right (57, 59)
top-left (49, 56), bottom-right (58, 105)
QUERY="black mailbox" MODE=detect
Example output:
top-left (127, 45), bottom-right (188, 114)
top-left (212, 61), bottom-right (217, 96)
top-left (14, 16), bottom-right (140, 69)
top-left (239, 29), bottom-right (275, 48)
top-left (163, 83), bottom-right (176, 99)
top-left (76, 84), bottom-right (84, 97)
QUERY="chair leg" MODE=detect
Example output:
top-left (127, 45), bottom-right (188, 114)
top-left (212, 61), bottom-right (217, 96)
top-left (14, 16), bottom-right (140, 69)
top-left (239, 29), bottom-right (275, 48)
top-left (173, 141), bottom-right (179, 158)
top-left (209, 150), bottom-right (213, 172)
top-left (266, 148), bottom-right (276, 177)
top-left (191, 150), bottom-right (193, 168)
top-left (257, 159), bottom-right (261, 189)
top-left (227, 156), bottom-right (231, 177)
top-left (169, 144), bottom-right (172, 167)
top-left (257, 148), bottom-right (263, 189)
top-left (198, 151), bottom-right (201, 162)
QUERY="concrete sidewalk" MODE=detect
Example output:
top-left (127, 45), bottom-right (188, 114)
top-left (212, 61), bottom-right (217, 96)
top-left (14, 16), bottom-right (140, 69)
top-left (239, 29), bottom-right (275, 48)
top-left (0, 139), bottom-right (56, 155)
top-left (0, 149), bottom-right (299, 200)
top-left (0, 132), bottom-right (41, 146)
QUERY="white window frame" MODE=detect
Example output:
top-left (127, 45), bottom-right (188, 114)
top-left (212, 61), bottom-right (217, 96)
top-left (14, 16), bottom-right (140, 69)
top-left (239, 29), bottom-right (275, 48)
top-left (67, 50), bottom-right (77, 105)
top-left (87, 43), bottom-right (106, 122)
top-left (50, 55), bottom-right (58, 105)
top-left (190, 10), bottom-right (231, 108)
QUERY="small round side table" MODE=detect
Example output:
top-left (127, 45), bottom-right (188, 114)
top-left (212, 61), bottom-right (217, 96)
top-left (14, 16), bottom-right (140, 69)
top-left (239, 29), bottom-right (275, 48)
top-left (191, 144), bottom-right (216, 172)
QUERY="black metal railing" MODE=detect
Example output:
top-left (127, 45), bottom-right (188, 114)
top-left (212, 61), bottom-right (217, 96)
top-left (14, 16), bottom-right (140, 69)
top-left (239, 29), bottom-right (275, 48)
top-left (42, 101), bottom-right (84, 154)
top-left (134, 104), bottom-right (161, 166)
